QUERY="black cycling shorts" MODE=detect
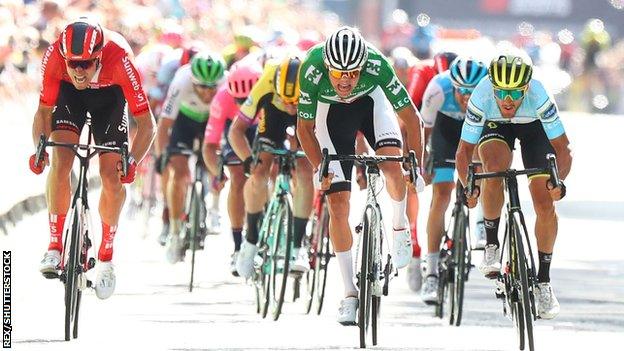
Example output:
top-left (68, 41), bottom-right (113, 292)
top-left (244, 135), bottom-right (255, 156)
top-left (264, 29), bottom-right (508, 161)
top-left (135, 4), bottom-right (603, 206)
top-left (52, 81), bottom-right (129, 148)
top-left (478, 120), bottom-right (555, 175)
top-left (166, 112), bottom-right (207, 154)
top-left (222, 120), bottom-right (257, 165)
top-left (315, 91), bottom-right (403, 194)
top-left (431, 113), bottom-right (463, 169)
top-left (256, 96), bottom-right (297, 148)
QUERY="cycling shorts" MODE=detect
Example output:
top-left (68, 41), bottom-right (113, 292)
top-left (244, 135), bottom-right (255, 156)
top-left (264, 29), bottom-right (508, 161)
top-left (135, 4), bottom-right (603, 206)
top-left (166, 111), bottom-right (207, 154)
top-left (431, 113), bottom-right (463, 184)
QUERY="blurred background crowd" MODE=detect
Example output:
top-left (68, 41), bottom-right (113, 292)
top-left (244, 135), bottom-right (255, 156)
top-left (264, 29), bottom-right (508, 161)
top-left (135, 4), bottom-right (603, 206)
top-left (1, 0), bottom-right (623, 113)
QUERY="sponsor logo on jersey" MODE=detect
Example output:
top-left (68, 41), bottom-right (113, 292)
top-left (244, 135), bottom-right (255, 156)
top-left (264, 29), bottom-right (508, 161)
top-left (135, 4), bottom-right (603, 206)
top-left (298, 111), bottom-right (314, 120)
top-left (466, 109), bottom-right (482, 123)
top-left (393, 96), bottom-right (411, 110)
top-left (386, 76), bottom-right (403, 96)
top-left (487, 121), bottom-right (498, 129)
top-left (299, 91), bottom-right (312, 105)
top-left (41, 45), bottom-right (55, 76)
top-left (304, 65), bottom-right (322, 85)
top-left (541, 103), bottom-right (557, 120)
top-left (365, 59), bottom-right (381, 76)
top-left (122, 56), bottom-right (147, 105)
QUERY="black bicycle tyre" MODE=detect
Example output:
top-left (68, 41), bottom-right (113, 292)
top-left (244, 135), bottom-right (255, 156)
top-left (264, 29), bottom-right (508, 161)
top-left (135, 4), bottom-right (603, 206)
top-left (359, 207), bottom-right (374, 349)
top-left (315, 202), bottom-right (331, 315)
top-left (258, 232), bottom-right (271, 318)
top-left (371, 295), bottom-right (380, 346)
top-left (513, 217), bottom-right (535, 351)
top-left (64, 210), bottom-right (80, 341)
top-left (189, 187), bottom-right (199, 292)
top-left (271, 195), bottom-right (293, 321)
top-left (304, 207), bottom-right (321, 314)
top-left (454, 208), bottom-right (468, 326)
top-left (509, 226), bottom-right (526, 350)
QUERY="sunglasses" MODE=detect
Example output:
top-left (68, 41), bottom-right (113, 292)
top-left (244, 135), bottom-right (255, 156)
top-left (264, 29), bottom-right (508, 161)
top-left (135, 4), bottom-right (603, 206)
top-left (67, 59), bottom-right (97, 70)
top-left (328, 69), bottom-right (360, 79)
top-left (493, 88), bottom-right (526, 101)
top-left (234, 97), bottom-right (247, 105)
top-left (194, 83), bottom-right (217, 90)
top-left (456, 87), bottom-right (474, 95)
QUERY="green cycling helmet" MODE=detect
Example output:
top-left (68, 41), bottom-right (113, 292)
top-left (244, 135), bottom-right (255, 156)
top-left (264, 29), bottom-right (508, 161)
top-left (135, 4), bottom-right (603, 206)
top-left (190, 51), bottom-right (226, 86)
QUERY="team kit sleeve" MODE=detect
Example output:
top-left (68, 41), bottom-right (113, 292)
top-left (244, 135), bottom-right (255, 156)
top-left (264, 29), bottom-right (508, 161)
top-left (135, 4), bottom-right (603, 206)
top-left (115, 52), bottom-right (150, 116)
top-left (377, 54), bottom-right (413, 111)
top-left (460, 82), bottom-right (488, 144)
top-left (532, 80), bottom-right (566, 139)
top-left (159, 69), bottom-right (186, 120)
top-left (204, 89), bottom-right (231, 145)
top-left (297, 52), bottom-right (323, 121)
top-left (39, 44), bottom-right (62, 107)
top-left (419, 78), bottom-right (444, 128)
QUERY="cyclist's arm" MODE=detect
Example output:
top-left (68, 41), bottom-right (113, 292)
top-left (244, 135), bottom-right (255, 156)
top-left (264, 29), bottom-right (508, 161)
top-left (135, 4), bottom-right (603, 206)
top-left (31, 104), bottom-right (53, 148)
top-left (130, 111), bottom-right (156, 163)
top-left (228, 114), bottom-right (253, 161)
top-left (456, 139), bottom-right (477, 187)
top-left (377, 55), bottom-right (424, 165)
top-left (457, 98), bottom-right (486, 186)
top-left (155, 118), bottom-right (173, 157)
top-left (202, 143), bottom-right (221, 177)
top-left (549, 134), bottom-right (572, 180)
top-left (420, 78), bottom-right (444, 163)
top-left (297, 117), bottom-right (321, 170)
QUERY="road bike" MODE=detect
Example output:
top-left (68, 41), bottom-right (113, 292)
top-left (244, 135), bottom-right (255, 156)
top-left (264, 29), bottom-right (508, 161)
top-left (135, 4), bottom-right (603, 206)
top-left (34, 129), bottom-right (129, 341)
top-left (319, 148), bottom-right (419, 348)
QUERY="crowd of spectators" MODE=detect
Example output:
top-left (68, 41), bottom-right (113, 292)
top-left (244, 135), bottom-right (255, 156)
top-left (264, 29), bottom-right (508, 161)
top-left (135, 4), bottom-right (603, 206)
top-left (0, 0), bottom-right (336, 102)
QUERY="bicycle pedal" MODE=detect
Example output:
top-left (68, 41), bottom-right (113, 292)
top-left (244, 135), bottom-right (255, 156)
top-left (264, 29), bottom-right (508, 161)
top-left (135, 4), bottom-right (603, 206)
top-left (354, 224), bottom-right (363, 233)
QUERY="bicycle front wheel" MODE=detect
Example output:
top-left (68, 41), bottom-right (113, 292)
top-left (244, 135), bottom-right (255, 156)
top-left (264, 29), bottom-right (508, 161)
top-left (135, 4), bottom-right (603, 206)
top-left (513, 214), bottom-right (535, 351)
top-left (188, 185), bottom-right (202, 292)
top-left (452, 208), bottom-right (468, 326)
top-left (270, 194), bottom-right (294, 321)
top-left (315, 200), bottom-right (331, 315)
top-left (64, 206), bottom-right (82, 341)
top-left (359, 207), bottom-right (374, 349)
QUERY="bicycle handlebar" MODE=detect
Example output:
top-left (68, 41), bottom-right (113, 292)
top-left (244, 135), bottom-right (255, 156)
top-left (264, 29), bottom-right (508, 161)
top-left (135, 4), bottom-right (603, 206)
top-left (467, 153), bottom-right (562, 195)
top-left (35, 134), bottom-right (130, 177)
top-left (319, 148), bottom-right (420, 185)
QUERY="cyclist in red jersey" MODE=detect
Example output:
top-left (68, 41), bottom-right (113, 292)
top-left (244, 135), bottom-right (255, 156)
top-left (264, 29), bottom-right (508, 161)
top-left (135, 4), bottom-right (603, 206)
top-left (29, 17), bottom-right (156, 300)
top-left (404, 51), bottom-right (456, 292)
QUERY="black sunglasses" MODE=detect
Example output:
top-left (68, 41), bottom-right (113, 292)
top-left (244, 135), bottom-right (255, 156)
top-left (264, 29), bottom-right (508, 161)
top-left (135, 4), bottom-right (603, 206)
top-left (67, 59), bottom-right (98, 70)
top-left (234, 97), bottom-right (247, 105)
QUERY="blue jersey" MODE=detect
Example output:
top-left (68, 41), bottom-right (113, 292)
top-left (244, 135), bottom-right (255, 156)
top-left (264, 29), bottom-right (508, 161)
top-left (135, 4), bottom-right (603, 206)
top-left (420, 71), bottom-right (464, 128)
top-left (460, 77), bottom-right (565, 144)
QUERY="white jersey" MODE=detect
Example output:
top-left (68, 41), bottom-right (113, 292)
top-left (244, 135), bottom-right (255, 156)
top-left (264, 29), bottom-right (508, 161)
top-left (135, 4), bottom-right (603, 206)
top-left (160, 64), bottom-right (212, 123)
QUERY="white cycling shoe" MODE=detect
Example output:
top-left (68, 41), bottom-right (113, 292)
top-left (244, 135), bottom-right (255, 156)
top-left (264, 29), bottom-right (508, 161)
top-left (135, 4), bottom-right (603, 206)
top-left (39, 250), bottom-right (61, 276)
top-left (337, 296), bottom-right (358, 326)
top-left (406, 257), bottom-right (423, 292)
top-left (236, 240), bottom-right (258, 279)
top-left (95, 261), bottom-right (116, 300)
top-left (230, 251), bottom-right (240, 277)
top-left (420, 275), bottom-right (439, 305)
top-left (479, 244), bottom-right (501, 278)
top-left (290, 248), bottom-right (310, 273)
top-left (165, 234), bottom-right (183, 264)
top-left (536, 282), bottom-right (560, 319)
top-left (392, 228), bottom-right (412, 269)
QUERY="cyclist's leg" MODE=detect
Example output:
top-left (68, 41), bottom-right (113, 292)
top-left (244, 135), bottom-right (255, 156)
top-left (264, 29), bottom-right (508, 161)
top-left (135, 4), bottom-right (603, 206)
top-left (226, 164), bottom-right (245, 250)
top-left (476, 122), bottom-right (514, 276)
top-left (399, 119), bottom-right (421, 257)
top-left (89, 85), bottom-right (129, 263)
top-left (518, 121), bottom-right (561, 318)
top-left (364, 87), bottom-right (411, 268)
top-left (45, 82), bottom-right (85, 257)
top-left (242, 150), bottom-right (272, 244)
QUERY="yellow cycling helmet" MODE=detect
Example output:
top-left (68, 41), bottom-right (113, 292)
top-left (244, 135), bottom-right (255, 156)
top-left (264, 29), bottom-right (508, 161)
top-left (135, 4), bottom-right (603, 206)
top-left (488, 55), bottom-right (533, 89)
top-left (274, 56), bottom-right (302, 104)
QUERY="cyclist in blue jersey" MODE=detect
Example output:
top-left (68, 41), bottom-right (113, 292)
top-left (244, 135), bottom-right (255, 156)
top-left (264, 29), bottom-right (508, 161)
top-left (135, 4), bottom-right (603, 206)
top-left (419, 58), bottom-right (488, 304)
top-left (456, 55), bottom-right (572, 319)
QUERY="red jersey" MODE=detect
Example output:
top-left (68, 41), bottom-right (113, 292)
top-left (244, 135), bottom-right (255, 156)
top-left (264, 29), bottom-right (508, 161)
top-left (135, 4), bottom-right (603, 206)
top-left (407, 59), bottom-right (437, 110)
top-left (40, 30), bottom-right (150, 116)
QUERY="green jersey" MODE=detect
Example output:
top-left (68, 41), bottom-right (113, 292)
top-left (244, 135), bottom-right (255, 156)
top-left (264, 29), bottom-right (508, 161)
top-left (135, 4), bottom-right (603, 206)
top-left (297, 44), bottom-right (413, 120)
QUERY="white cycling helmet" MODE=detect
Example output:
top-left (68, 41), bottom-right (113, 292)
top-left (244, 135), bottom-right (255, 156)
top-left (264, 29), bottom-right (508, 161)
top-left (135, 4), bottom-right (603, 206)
top-left (323, 26), bottom-right (368, 71)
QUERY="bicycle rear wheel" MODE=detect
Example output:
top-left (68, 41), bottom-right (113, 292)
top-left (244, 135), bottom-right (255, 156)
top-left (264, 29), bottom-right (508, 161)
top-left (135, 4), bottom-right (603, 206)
top-left (64, 206), bottom-right (82, 341)
top-left (270, 195), bottom-right (293, 321)
top-left (513, 215), bottom-right (535, 351)
top-left (359, 207), bottom-right (374, 349)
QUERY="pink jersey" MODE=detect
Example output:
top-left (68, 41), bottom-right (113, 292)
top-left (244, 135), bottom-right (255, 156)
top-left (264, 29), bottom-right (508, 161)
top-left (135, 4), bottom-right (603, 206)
top-left (204, 87), bottom-right (240, 145)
